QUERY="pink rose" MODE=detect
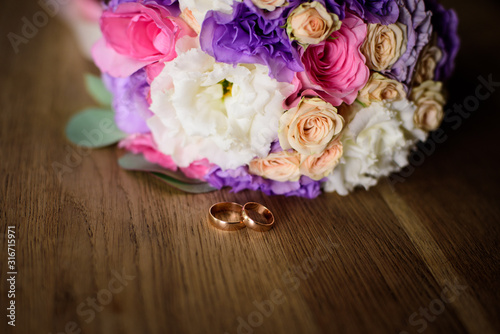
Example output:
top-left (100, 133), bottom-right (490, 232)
top-left (92, 3), bottom-right (196, 78)
top-left (285, 13), bottom-right (369, 108)
top-left (119, 134), bottom-right (177, 171)
top-left (119, 134), bottom-right (213, 181)
top-left (180, 159), bottom-right (213, 181)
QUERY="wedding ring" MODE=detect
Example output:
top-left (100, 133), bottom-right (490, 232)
top-left (208, 202), bottom-right (246, 231)
top-left (241, 202), bottom-right (275, 232)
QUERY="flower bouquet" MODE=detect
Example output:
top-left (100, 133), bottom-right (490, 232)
top-left (66, 0), bottom-right (459, 198)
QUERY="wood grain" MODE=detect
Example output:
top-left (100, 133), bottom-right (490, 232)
top-left (1, 1), bottom-right (499, 333)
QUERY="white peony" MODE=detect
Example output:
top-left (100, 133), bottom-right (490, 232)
top-left (178, 0), bottom-right (242, 26)
top-left (324, 100), bottom-right (424, 195)
top-left (147, 48), bottom-right (294, 170)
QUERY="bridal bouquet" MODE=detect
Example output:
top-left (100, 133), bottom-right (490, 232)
top-left (66, 0), bottom-right (459, 198)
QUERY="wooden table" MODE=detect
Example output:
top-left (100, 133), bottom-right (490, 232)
top-left (1, 1), bottom-right (499, 333)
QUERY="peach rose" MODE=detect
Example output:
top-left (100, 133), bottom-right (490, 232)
top-left (249, 151), bottom-right (301, 182)
top-left (252, 0), bottom-right (287, 11)
top-left (180, 8), bottom-right (201, 35)
top-left (300, 141), bottom-right (343, 180)
top-left (361, 23), bottom-right (407, 71)
top-left (410, 81), bottom-right (446, 132)
top-left (279, 97), bottom-right (344, 156)
top-left (414, 44), bottom-right (443, 85)
top-left (358, 73), bottom-right (406, 106)
top-left (286, 2), bottom-right (341, 46)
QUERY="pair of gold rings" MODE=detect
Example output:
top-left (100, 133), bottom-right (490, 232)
top-left (208, 202), bottom-right (275, 232)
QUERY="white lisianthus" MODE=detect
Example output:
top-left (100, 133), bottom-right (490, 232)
top-left (148, 48), bottom-right (294, 170)
top-left (178, 0), bottom-right (242, 26)
top-left (324, 100), bottom-right (424, 195)
top-left (389, 99), bottom-right (428, 142)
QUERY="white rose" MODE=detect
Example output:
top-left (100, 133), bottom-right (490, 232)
top-left (324, 101), bottom-right (421, 195)
top-left (148, 48), bottom-right (294, 170)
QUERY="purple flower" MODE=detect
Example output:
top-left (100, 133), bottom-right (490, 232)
top-left (102, 69), bottom-right (153, 134)
top-left (384, 0), bottom-right (433, 86)
top-left (205, 166), bottom-right (322, 199)
top-left (322, 0), bottom-right (346, 19)
top-left (200, 1), bottom-right (303, 83)
top-left (340, 0), bottom-right (399, 24)
top-left (424, 0), bottom-right (460, 81)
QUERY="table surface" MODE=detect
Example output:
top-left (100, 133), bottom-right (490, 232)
top-left (1, 1), bottom-right (499, 334)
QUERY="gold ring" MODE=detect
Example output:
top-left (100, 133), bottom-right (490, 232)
top-left (241, 202), bottom-right (275, 232)
top-left (208, 202), bottom-right (246, 231)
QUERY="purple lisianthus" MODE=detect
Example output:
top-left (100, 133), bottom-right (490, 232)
top-left (323, 0), bottom-right (346, 19)
top-left (340, 0), bottom-right (399, 24)
top-left (103, 69), bottom-right (153, 134)
top-left (384, 0), bottom-right (433, 86)
top-left (424, 0), bottom-right (459, 81)
top-left (200, 1), bottom-right (304, 83)
top-left (205, 166), bottom-right (322, 199)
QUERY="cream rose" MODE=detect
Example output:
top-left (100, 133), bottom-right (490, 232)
top-left (249, 151), bottom-right (301, 182)
top-left (414, 45), bottom-right (443, 85)
top-left (286, 2), bottom-right (341, 46)
top-left (279, 97), bottom-right (344, 156)
top-left (358, 73), bottom-right (407, 106)
top-left (251, 0), bottom-right (287, 11)
top-left (361, 23), bottom-right (407, 71)
top-left (410, 81), bottom-right (445, 132)
top-left (300, 141), bottom-right (343, 180)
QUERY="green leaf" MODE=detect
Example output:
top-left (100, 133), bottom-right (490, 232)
top-left (118, 153), bottom-right (205, 185)
top-left (355, 99), bottom-right (367, 108)
top-left (85, 73), bottom-right (113, 106)
top-left (150, 172), bottom-right (217, 194)
top-left (118, 153), bottom-right (216, 193)
top-left (66, 108), bottom-right (126, 148)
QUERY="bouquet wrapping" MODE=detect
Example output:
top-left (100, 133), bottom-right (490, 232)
top-left (67, 0), bottom-right (459, 198)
